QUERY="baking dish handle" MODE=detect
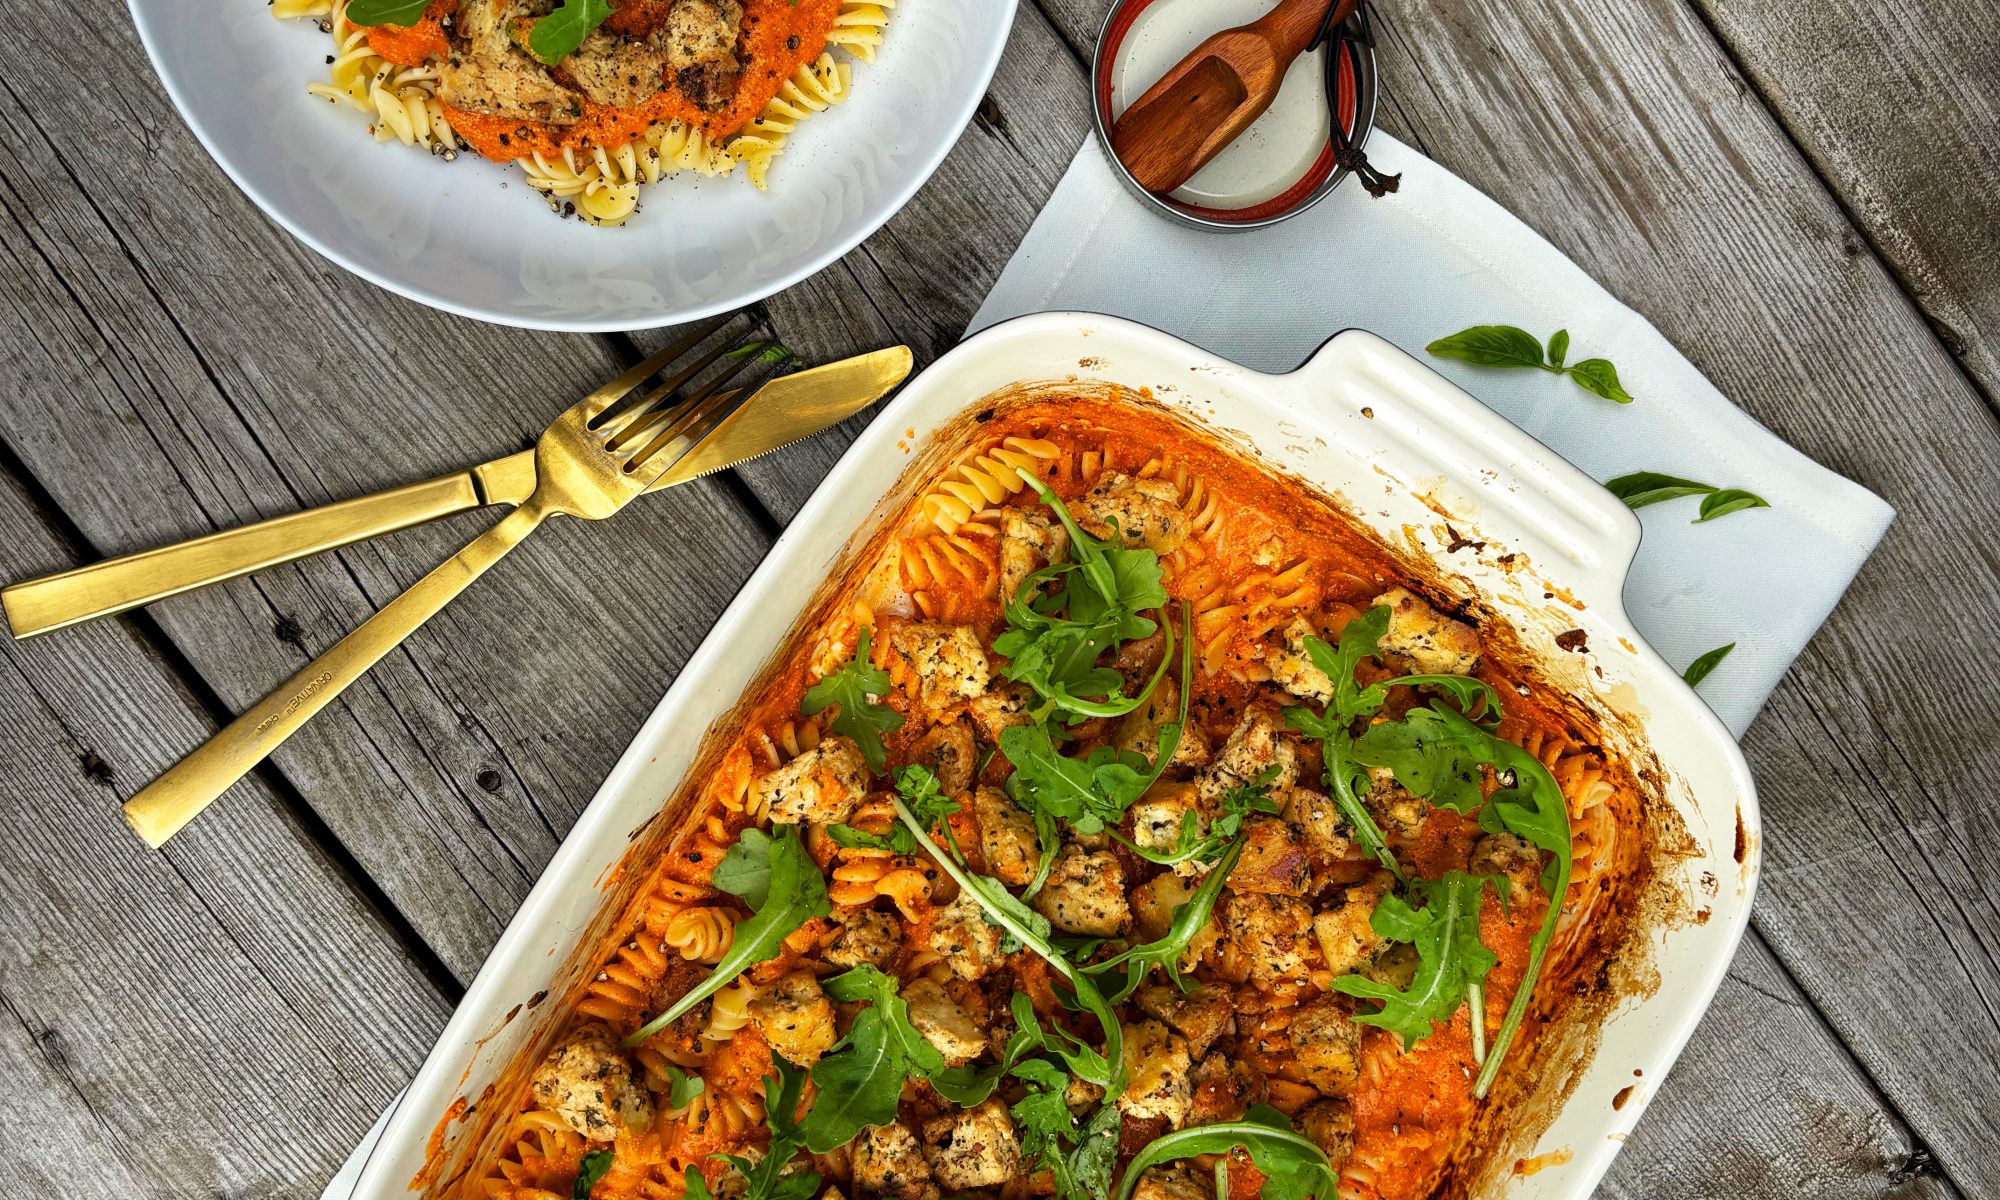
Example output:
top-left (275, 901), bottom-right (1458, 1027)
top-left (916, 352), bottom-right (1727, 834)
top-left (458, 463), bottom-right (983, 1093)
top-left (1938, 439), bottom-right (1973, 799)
top-left (1289, 330), bottom-right (1643, 613)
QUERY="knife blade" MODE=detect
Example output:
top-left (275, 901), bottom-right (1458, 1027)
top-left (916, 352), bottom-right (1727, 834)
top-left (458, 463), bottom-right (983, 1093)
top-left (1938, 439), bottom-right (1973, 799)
top-left (3, 346), bottom-right (913, 639)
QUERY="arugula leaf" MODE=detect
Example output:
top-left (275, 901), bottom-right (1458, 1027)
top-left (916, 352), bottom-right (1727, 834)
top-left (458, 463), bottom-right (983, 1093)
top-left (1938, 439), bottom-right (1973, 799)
top-left (1564, 358), bottom-right (1634, 404)
top-left (1426, 324), bottom-right (1636, 404)
top-left (890, 796), bottom-right (1125, 1094)
top-left (800, 626), bottom-right (904, 772)
top-left (573, 1149), bottom-right (615, 1200)
top-left (933, 993), bottom-right (1048, 1105)
top-left (681, 1166), bottom-right (717, 1200)
top-left (1351, 707), bottom-right (1494, 815)
top-left (721, 1059), bottom-right (820, 1200)
top-left (828, 764), bottom-right (959, 856)
top-left (658, 1063), bottom-right (706, 1109)
top-left (1087, 839), bottom-right (1243, 1003)
top-left (345, 0), bottom-right (431, 25)
top-left (1116, 1106), bottom-right (1338, 1200)
top-left (1695, 488), bottom-right (1770, 523)
top-left (1011, 1062), bottom-right (1084, 1196)
top-left (1331, 872), bottom-right (1497, 1048)
top-left (623, 824), bottom-right (830, 1047)
top-left (1603, 471), bottom-right (1718, 509)
top-left (710, 828), bottom-right (776, 908)
top-left (527, 0), bottom-right (615, 65)
top-left (800, 965), bottom-right (946, 1151)
top-left (1682, 641), bottom-right (1736, 688)
top-left (1068, 1102), bottom-right (1122, 1200)
top-left (1116, 772), bottom-right (1278, 868)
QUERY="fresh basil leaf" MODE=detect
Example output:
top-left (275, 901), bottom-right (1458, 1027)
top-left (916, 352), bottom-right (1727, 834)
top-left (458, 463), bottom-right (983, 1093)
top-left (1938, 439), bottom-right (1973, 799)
top-left (1546, 329), bottom-right (1570, 368)
top-left (1425, 325), bottom-right (1548, 370)
top-left (573, 1149), bottom-right (615, 1200)
top-left (623, 824), bottom-right (829, 1047)
top-left (800, 625), bottom-right (904, 772)
top-left (1681, 641), bottom-right (1736, 688)
top-left (1602, 471), bottom-right (1717, 510)
top-left (1694, 488), bottom-right (1770, 523)
top-left (1117, 1106), bottom-right (1337, 1200)
top-left (1564, 358), bottom-right (1635, 404)
top-left (345, 0), bottom-right (431, 25)
top-left (527, 0), bottom-right (615, 64)
top-left (1330, 871), bottom-right (1497, 1048)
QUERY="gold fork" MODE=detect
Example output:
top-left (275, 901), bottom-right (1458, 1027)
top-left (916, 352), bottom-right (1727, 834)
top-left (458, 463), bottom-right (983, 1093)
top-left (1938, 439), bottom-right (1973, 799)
top-left (123, 337), bottom-right (751, 847)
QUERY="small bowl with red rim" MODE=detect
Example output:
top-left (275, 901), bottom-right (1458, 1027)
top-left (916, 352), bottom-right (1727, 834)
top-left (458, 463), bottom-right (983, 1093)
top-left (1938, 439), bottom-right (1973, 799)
top-left (1091, 0), bottom-right (1379, 230)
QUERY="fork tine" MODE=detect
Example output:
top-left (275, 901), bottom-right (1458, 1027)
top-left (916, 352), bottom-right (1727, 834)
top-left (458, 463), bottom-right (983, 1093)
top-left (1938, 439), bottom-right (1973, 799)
top-left (623, 376), bottom-right (754, 474)
top-left (605, 342), bottom-right (779, 454)
top-left (585, 311), bottom-right (744, 429)
top-left (598, 328), bottom-right (772, 440)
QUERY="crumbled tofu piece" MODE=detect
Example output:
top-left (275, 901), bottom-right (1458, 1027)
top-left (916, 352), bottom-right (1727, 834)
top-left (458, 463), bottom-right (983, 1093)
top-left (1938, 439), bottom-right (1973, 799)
top-left (1079, 473), bottom-right (1189, 554)
top-left (1126, 781), bottom-right (1208, 877)
top-left (1471, 832), bottom-right (1546, 898)
top-left (825, 909), bottom-right (902, 971)
top-left (1119, 1019), bottom-right (1193, 1126)
top-left (1032, 846), bottom-right (1132, 937)
top-left (927, 892), bottom-right (1004, 981)
top-left (1188, 1051), bottom-right (1267, 1125)
top-left (749, 969), bottom-right (837, 1067)
top-left (889, 623), bottom-right (992, 721)
top-left (901, 978), bottom-right (985, 1065)
top-left (1269, 617), bottom-right (1335, 704)
top-left (1197, 706), bottom-right (1298, 804)
top-left (1290, 997), bottom-right (1362, 1094)
top-left (907, 720), bottom-right (976, 795)
top-left (920, 1097), bottom-right (1021, 1189)
top-left (664, 0), bottom-right (745, 110)
top-left (751, 735), bottom-right (869, 825)
top-left (1313, 872), bottom-right (1394, 977)
top-left (1135, 984), bottom-right (1234, 1058)
top-left (1064, 1075), bottom-right (1106, 1114)
top-left (1220, 891), bottom-right (1318, 988)
top-left (1000, 508), bottom-right (1070, 603)
top-left (1112, 678), bottom-right (1209, 769)
top-left (1230, 816), bottom-right (1311, 896)
top-left (853, 1122), bottom-right (938, 1200)
top-left (1131, 1165), bottom-right (1211, 1200)
top-left (1362, 766), bottom-right (1427, 837)
top-left (1130, 874), bottom-right (1216, 971)
top-left (965, 681), bottom-right (1034, 741)
top-left (1296, 1098), bottom-right (1355, 1163)
top-left (529, 1023), bottom-right (654, 1141)
top-left (1371, 587), bottom-right (1481, 677)
top-left (562, 34), bottom-right (674, 108)
top-left (1363, 942), bottom-right (1419, 991)
top-left (1281, 787), bottom-right (1353, 864)
top-left (970, 786), bottom-right (1041, 887)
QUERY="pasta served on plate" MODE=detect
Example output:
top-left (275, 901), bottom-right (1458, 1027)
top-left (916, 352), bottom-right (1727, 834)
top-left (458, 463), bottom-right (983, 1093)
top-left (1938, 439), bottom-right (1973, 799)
top-left (456, 394), bottom-right (1652, 1200)
top-left (270, 0), bottom-right (893, 226)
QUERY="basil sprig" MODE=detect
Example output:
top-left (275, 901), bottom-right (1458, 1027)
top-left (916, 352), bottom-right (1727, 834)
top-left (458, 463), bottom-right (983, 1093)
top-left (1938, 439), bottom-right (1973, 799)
top-left (1426, 325), bottom-right (1634, 404)
top-left (1116, 1106), bottom-right (1338, 1200)
top-left (622, 824), bottom-right (830, 1047)
top-left (1604, 472), bottom-right (1770, 523)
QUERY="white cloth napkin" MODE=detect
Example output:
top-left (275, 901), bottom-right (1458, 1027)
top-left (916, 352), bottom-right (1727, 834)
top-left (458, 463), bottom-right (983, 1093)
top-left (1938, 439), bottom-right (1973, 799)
top-left (970, 134), bottom-right (1894, 738)
top-left (321, 132), bottom-right (1893, 1200)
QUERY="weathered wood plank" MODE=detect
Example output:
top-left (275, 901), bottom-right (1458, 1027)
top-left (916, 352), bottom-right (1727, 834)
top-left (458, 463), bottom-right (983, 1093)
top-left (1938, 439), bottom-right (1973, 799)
top-left (0, 0), bottom-right (774, 984)
top-left (1692, 0), bottom-right (2000, 402)
top-left (0, 465), bottom-right (453, 1197)
top-left (1034, 0), bottom-right (2000, 1188)
top-left (1603, 931), bottom-right (1954, 1199)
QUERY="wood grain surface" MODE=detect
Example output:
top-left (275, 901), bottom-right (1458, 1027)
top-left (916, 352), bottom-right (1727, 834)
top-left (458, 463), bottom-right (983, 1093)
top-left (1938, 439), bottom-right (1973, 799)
top-left (0, 0), bottom-right (1993, 1195)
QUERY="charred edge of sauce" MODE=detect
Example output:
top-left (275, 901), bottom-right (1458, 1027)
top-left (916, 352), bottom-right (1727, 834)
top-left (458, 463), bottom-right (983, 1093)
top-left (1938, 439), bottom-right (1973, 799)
top-left (1611, 1084), bottom-right (1636, 1110)
top-left (1734, 805), bottom-right (1749, 864)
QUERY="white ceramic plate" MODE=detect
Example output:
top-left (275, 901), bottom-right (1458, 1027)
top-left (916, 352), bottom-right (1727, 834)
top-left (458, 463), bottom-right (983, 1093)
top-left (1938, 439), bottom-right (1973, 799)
top-left (126, 1), bottom-right (1016, 331)
top-left (345, 313), bottom-right (1758, 1199)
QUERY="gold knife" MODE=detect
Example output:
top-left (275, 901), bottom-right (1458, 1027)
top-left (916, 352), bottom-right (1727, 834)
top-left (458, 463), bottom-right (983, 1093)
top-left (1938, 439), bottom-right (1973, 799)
top-left (3, 347), bottom-right (911, 640)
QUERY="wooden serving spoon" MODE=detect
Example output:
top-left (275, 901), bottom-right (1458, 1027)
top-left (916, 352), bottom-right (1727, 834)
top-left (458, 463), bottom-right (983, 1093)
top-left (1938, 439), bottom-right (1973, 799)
top-left (1111, 0), bottom-right (1357, 195)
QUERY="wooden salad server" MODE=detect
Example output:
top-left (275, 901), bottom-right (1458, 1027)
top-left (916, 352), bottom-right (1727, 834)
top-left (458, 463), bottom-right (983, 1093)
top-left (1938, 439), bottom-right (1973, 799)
top-left (1111, 0), bottom-right (1357, 194)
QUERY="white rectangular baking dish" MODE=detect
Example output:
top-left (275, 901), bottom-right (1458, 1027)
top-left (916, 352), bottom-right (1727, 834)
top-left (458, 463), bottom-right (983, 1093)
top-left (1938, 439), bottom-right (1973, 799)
top-left (350, 312), bottom-right (1759, 1200)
